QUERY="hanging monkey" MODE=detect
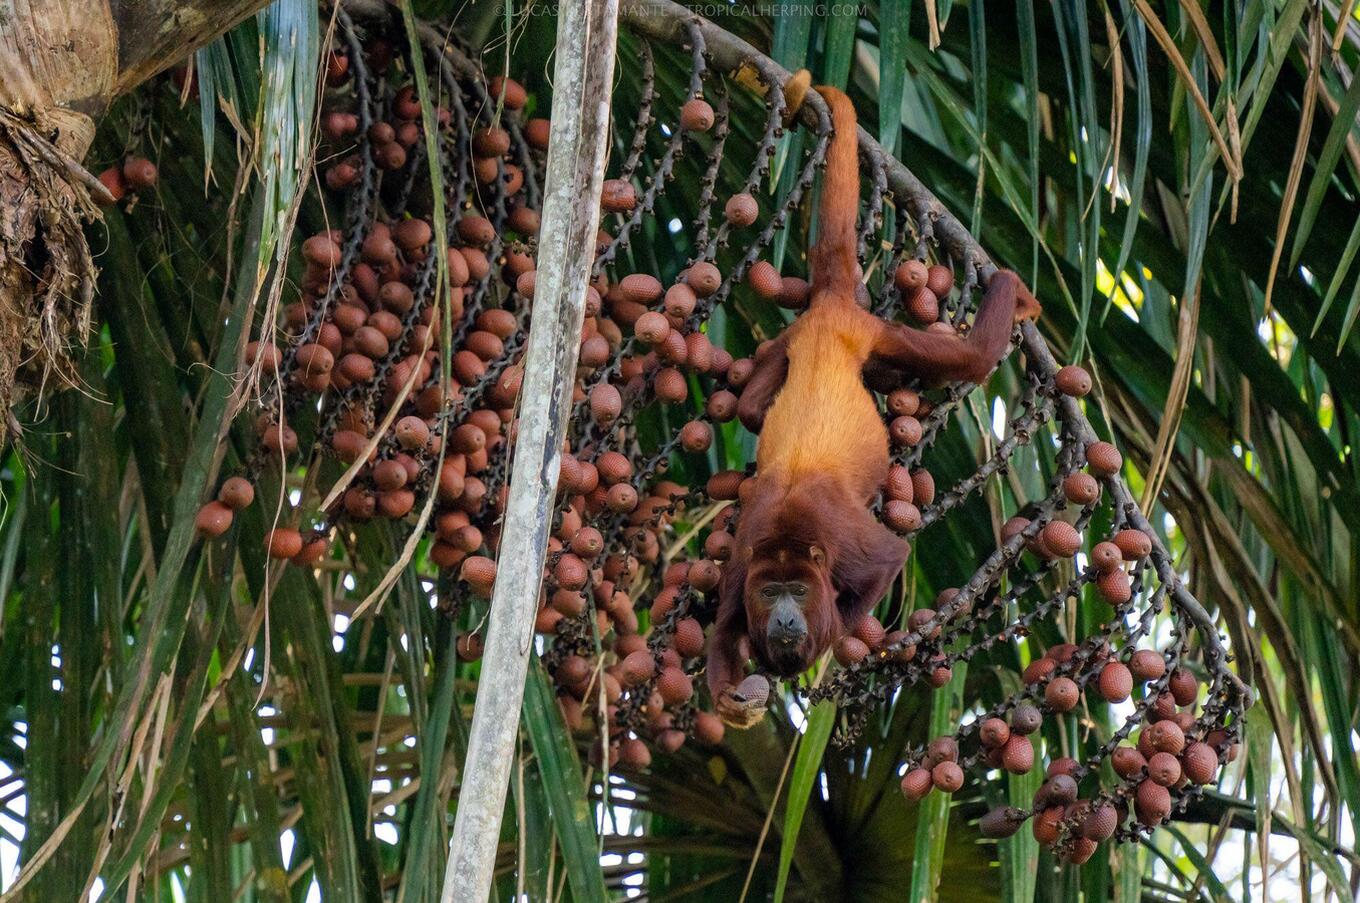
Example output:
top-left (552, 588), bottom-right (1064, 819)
top-left (706, 75), bottom-right (1041, 728)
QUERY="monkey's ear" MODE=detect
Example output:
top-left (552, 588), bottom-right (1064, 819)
top-left (810, 545), bottom-right (826, 566)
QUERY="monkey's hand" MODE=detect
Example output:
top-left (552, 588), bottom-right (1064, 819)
top-left (715, 674), bottom-right (772, 729)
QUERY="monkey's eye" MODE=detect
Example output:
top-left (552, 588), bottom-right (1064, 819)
top-left (791, 585), bottom-right (807, 597)
top-left (761, 586), bottom-right (778, 599)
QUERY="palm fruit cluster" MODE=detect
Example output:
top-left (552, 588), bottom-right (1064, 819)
top-left (188, 6), bottom-right (1248, 851)
top-left (190, 16), bottom-right (763, 766)
top-left (819, 346), bottom-right (1249, 859)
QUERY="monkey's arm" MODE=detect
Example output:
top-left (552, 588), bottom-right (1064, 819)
top-left (737, 331), bottom-right (792, 434)
top-left (706, 551), bottom-right (769, 728)
top-left (869, 269), bottom-right (1039, 386)
top-left (833, 509), bottom-right (910, 626)
top-left (705, 608), bottom-right (746, 699)
top-left (707, 612), bottom-right (768, 728)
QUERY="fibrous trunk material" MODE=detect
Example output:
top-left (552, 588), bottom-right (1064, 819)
top-left (0, 1), bottom-right (115, 439)
top-left (0, 0), bottom-right (269, 443)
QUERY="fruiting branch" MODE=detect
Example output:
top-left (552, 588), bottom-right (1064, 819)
top-left (179, 0), bottom-right (1252, 874)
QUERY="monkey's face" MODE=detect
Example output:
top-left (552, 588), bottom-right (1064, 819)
top-left (744, 545), bottom-right (834, 678)
top-left (757, 580), bottom-right (813, 674)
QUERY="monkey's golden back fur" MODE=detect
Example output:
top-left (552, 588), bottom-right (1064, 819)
top-left (755, 302), bottom-right (887, 501)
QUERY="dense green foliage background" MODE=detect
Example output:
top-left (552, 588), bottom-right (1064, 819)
top-left (1, 0), bottom-right (1358, 900)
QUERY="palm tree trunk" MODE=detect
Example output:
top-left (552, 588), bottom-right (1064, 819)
top-left (0, 0), bottom-right (271, 442)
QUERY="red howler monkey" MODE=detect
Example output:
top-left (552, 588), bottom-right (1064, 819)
top-left (706, 77), bottom-right (1040, 728)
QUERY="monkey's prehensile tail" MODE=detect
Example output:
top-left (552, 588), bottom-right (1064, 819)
top-left (808, 86), bottom-right (859, 301)
top-left (783, 72), bottom-right (862, 306)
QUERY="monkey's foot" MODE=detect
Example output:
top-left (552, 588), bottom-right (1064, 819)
top-left (716, 675), bottom-right (772, 729)
top-left (1008, 271), bottom-right (1042, 323)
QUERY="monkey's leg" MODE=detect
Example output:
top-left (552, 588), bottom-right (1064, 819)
top-left (869, 269), bottom-right (1036, 386)
top-left (737, 331), bottom-right (791, 434)
top-left (862, 356), bottom-right (907, 394)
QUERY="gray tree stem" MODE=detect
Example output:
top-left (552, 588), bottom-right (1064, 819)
top-left (440, 0), bottom-right (620, 898)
